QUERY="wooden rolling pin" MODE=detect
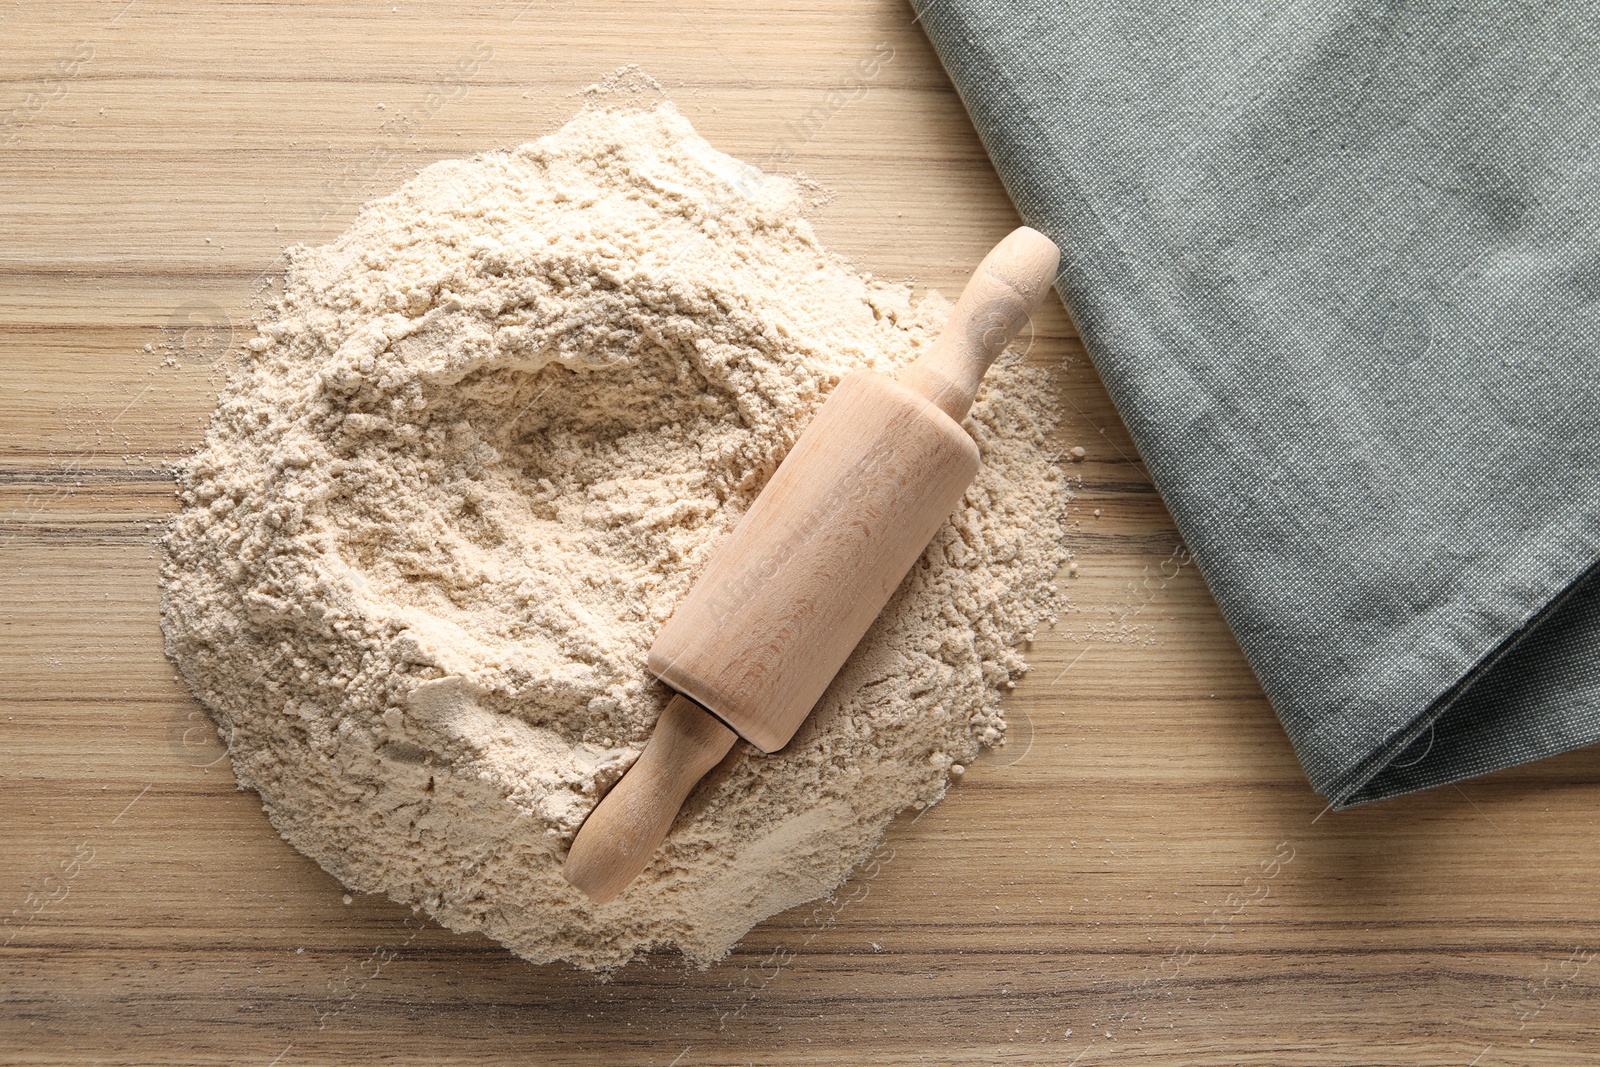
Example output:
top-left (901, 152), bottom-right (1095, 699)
top-left (563, 227), bottom-right (1061, 902)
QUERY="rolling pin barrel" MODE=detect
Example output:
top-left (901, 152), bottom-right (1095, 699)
top-left (564, 227), bottom-right (1061, 902)
top-left (647, 368), bottom-right (981, 753)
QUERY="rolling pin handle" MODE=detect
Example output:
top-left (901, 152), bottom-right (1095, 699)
top-left (563, 692), bottom-right (737, 903)
top-left (898, 226), bottom-right (1061, 423)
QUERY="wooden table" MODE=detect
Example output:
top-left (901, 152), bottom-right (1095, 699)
top-left (4, 3), bottom-right (1597, 1064)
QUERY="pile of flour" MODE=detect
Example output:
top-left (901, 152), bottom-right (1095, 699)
top-left (159, 98), bottom-right (1069, 971)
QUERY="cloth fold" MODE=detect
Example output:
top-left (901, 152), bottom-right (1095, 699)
top-left (914, 0), bottom-right (1600, 805)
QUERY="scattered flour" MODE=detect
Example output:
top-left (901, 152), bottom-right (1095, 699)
top-left (159, 97), bottom-right (1070, 971)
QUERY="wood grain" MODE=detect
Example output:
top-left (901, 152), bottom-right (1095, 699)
top-left (3, 2), bottom-right (1597, 1065)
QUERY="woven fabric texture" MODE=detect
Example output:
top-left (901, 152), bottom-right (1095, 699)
top-left (914, 0), bottom-right (1600, 805)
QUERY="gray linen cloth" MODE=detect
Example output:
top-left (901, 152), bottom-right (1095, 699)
top-left (913, 0), bottom-right (1600, 805)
